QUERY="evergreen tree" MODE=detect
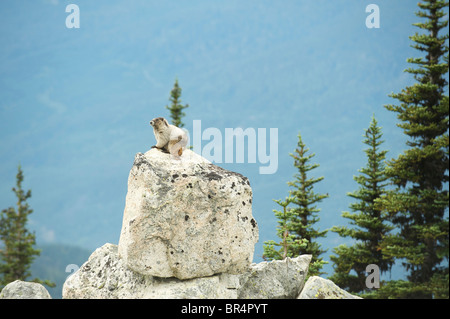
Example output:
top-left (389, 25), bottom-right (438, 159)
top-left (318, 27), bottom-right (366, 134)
top-left (0, 166), bottom-right (54, 289)
top-left (165, 79), bottom-right (189, 128)
top-left (376, 0), bottom-right (449, 298)
top-left (262, 196), bottom-right (308, 261)
top-left (329, 116), bottom-right (394, 294)
top-left (263, 133), bottom-right (328, 276)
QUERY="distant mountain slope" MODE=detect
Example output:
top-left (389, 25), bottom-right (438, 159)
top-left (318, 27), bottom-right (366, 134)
top-left (31, 243), bottom-right (92, 299)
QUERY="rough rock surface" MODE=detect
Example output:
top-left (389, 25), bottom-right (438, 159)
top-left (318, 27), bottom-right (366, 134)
top-left (0, 280), bottom-right (52, 299)
top-left (298, 276), bottom-right (362, 299)
top-left (238, 255), bottom-right (311, 299)
top-left (118, 149), bottom-right (259, 280)
top-left (64, 243), bottom-right (241, 299)
top-left (63, 243), bottom-right (312, 299)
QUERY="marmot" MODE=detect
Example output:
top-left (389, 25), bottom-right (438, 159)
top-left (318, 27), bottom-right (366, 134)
top-left (150, 117), bottom-right (187, 156)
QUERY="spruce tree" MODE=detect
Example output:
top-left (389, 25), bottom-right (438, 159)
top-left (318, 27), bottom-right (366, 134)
top-left (329, 116), bottom-right (393, 294)
top-left (0, 166), bottom-right (54, 289)
top-left (165, 79), bottom-right (189, 128)
top-left (376, 0), bottom-right (449, 298)
top-left (263, 133), bottom-right (328, 276)
top-left (262, 196), bottom-right (308, 261)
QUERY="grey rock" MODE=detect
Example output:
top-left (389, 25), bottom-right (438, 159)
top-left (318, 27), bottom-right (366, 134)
top-left (118, 149), bottom-right (259, 280)
top-left (63, 243), bottom-right (241, 299)
top-left (63, 243), bottom-right (313, 299)
top-left (298, 276), bottom-right (362, 299)
top-left (0, 280), bottom-right (51, 299)
top-left (63, 243), bottom-right (147, 299)
top-left (239, 255), bottom-right (312, 299)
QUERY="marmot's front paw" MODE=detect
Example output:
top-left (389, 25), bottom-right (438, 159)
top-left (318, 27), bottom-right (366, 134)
top-left (151, 145), bottom-right (170, 154)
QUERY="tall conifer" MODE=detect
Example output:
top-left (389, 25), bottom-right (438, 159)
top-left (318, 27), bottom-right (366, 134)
top-left (0, 166), bottom-right (54, 289)
top-left (330, 116), bottom-right (393, 294)
top-left (377, 0), bottom-right (449, 298)
top-left (165, 79), bottom-right (189, 128)
top-left (263, 133), bottom-right (328, 276)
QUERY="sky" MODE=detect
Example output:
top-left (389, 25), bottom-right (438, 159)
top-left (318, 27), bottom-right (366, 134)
top-left (0, 0), bottom-right (440, 278)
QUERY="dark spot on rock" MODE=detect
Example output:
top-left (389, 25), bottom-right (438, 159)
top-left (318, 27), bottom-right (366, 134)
top-left (242, 201), bottom-right (246, 206)
top-left (182, 174), bottom-right (188, 178)
top-left (231, 182), bottom-right (235, 188)
top-left (185, 215), bottom-right (189, 221)
top-left (211, 217), bottom-right (217, 223)
top-left (208, 194), bottom-right (212, 199)
top-left (241, 216), bottom-right (248, 222)
top-left (204, 171), bottom-right (222, 181)
top-left (133, 153), bottom-right (149, 170)
top-left (249, 199), bottom-right (252, 204)
top-left (170, 251), bottom-right (174, 255)
top-left (250, 218), bottom-right (257, 228)
top-left (222, 259), bottom-right (225, 263)
top-left (186, 183), bottom-right (193, 189)
top-left (224, 209), bottom-right (229, 214)
top-left (172, 174), bottom-right (179, 179)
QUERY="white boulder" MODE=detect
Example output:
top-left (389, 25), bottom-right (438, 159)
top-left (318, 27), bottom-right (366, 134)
top-left (0, 280), bottom-right (51, 299)
top-left (118, 149), bottom-right (259, 280)
top-left (298, 276), bottom-right (362, 299)
top-left (238, 255), bottom-right (312, 299)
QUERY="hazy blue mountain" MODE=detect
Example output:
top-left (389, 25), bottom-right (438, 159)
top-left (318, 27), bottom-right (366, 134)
top-left (31, 244), bottom-right (92, 299)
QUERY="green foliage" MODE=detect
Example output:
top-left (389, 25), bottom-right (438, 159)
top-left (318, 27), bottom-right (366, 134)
top-left (165, 78), bottom-right (189, 128)
top-left (376, 0), bottom-right (449, 298)
top-left (329, 116), bottom-right (394, 294)
top-left (362, 270), bottom-right (449, 299)
top-left (262, 197), bottom-right (308, 261)
top-left (263, 133), bottom-right (328, 276)
top-left (0, 166), bottom-right (55, 289)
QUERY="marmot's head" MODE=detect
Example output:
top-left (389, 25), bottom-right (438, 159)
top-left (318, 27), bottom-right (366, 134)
top-left (150, 117), bottom-right (169, 129)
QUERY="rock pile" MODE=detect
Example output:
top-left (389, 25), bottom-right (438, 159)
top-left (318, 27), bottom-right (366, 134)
top-left (62, 243), bottom-right (312, 299)
top-left (0, 148), bottom-right (361, 299)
